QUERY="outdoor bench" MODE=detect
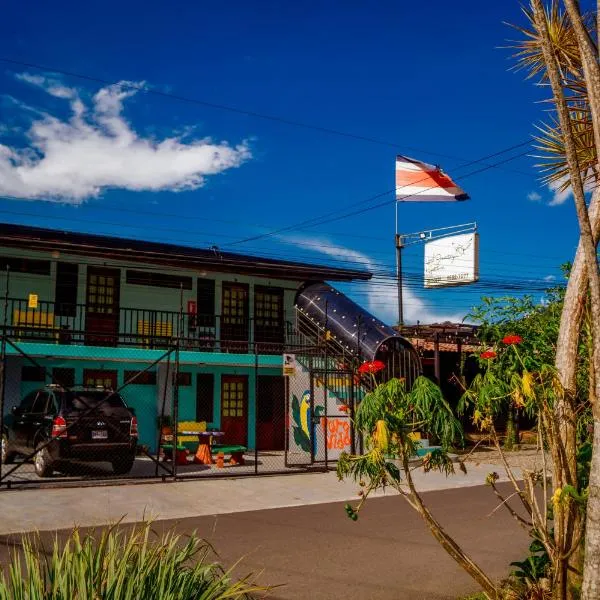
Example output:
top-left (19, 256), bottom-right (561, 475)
top-left (160, 421), bottom-right (207, 462)
top-left (210, 444), bottom-right (247, 466)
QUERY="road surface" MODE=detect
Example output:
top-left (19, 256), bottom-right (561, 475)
top-left (0, 483), bottom-right (529, 599)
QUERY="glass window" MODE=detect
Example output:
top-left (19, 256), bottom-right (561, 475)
top-left (19, 391), bottom-right (39, 412)
top-left (31, 391), bottom-right (49, 414)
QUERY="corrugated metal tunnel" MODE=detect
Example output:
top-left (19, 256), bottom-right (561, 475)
top-left (295, 281), bottom-right (421, 386)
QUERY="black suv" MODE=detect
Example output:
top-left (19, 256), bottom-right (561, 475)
top-left (1, 385), bottom-right (138, 477)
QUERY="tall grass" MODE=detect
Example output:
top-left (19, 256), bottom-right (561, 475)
top-left (0, 522), bottom-right (267, 599)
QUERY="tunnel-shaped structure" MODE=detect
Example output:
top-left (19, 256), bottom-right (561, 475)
top-left (295, 281), bottom-right (421, 385)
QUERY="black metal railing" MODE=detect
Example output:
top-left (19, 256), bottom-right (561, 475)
top-left (0, 298), bottom-right (308, 355)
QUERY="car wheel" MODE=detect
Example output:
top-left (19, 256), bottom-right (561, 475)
top-left (33, 444), bottom-right (54, 477)
top-left (1, 434), bottom-right (15, 464)
top-left (112, 454), bottom-right (135, 475)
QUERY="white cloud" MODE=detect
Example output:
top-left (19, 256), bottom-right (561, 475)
top-left (527, 191), bottom-right (542, 202)
top-left (279, 234), bottom-right (466, 326)
top-left (0, 73), bottom-right (251, 202)
top-left (548, 179), bottom-right (572, 206)
top-left (547, 175), bottom-right (594, 206)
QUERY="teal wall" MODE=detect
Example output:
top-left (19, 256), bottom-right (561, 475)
top-left (0, 246), bottom-right (302, 330)
top-left (12, 350), bottom-right (284, 452)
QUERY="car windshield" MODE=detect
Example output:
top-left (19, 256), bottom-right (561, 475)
top-left (61, 391), bottom-right (127, 411)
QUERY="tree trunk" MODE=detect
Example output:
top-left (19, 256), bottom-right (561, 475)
top-left (556, 188), bottom-right (600, 395)
top-left (533, 4), bottom-right (600, 600)
top-left (583, 403), bottom-right (600, 599)
top-left (561, 4), bottom-right (600, 599)
top-left (555, 188), bottom-right (600, 595)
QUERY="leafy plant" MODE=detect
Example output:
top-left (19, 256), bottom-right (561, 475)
top-left (0, 522), bottom-right (266, 599)
top-left (337, 377), bottom-right (499, 596)
top-left (511, 540), bottom-right (551, 584)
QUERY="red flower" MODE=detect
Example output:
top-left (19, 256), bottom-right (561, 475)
top-left (358, 360), bottom-right (386, 374)
top-left (502, 335), bottom-right (523, 345)
top-left (480, 350), bottom-right (497, 359)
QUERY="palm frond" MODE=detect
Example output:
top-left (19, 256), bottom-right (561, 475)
top-left (506, 0), bottom-right (582, 81)
top-left (532, 111), bottom-right (597, 190)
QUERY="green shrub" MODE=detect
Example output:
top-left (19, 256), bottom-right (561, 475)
top-left (0, 522), bottom-right (266, 599)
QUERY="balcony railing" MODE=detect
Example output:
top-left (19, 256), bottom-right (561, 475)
top-left (0, 298), bottom-right (309, 355)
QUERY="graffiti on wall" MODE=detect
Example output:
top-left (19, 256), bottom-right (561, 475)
top-left (319, 417), bottom-right (351, 450)
top-left (291, 391), bottom-right (324, 453)
top-left (291, 390), bottom-right (351, 453)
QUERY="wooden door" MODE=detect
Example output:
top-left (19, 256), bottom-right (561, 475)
top-left (221, 283), bottom-right (248, 352)
top-left (256, 375), bottom-right (285, 450)
top-left (221, 376), bottom-right (248, 446)
top-left (254, 287), bottom-right (284, 354)
top-left (85, 267), bottom-right (120, 346)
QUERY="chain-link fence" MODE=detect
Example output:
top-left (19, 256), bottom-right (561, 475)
top-left (0, 334), bottom-right (361, 487)
top-left (0, 264), bottom-right (421, 489)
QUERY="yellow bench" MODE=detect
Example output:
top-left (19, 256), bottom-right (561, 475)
top-left (13, 309), bottom-right (58, 340)
top-left (160, 420), bottom-right (206, 443)
top-left (160, 421), bottom-right (207, 459)
top-left (137, 320), bottom-right (173, 347)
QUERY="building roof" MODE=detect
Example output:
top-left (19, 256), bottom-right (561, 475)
top-left (397, 321), bottom-right (481, 352)
top-left (0, 223), bottom-right (372, 282)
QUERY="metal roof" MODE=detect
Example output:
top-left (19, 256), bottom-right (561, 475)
top-left (0, 223), bottom-right (372, 282)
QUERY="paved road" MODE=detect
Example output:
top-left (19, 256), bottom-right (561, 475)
top-left (0, 483), bottom-right (529, 599)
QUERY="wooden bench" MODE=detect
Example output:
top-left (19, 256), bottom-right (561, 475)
top-left (13, 309), bottom-right (59, 341)
top-left (137, 320), bottom-right (173, 348)
top-left (211, 444), bottom-right (247, 466)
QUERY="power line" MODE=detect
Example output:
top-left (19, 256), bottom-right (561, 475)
top-left (0, 56), bottom-right (535, 177)
top-left (0, 207), bottom-right (568, 281)
top-left (227, 144), bottom-right (532, 247)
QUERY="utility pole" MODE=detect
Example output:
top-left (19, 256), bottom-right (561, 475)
top-left (395, 234), bottom-right (404, 328)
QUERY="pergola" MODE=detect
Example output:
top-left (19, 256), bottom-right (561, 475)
top-left (395, 321), bottom-right (480, 382)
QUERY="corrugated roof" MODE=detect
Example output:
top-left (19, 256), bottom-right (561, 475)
top-left (0, 222), bottom-right (372, 282)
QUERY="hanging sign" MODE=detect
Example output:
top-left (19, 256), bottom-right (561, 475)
top-left (424, 232), bottom-right (479, 288)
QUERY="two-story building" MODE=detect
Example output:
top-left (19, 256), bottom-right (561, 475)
top-left (0, 223), bottom-right (420, 459)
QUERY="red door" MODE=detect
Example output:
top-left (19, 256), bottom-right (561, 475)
top-left (221, 283), bottom-right (248, 352)
top-left (256, 375), bottom-right (285, 450)
top-left (85, 267), bottom-right (120, 346)
top-left (221, 376), bottom-right (248, 446)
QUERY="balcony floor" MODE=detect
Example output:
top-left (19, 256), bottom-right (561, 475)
top-left (4, 341), bottom-right (285, 367)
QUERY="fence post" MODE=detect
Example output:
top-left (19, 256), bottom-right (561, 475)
top-left (155, 350), bottom-right (172, 478)
top-left (254, 347), bottom-right (259, 474)
top-left (0, 266), bottom-right (10, 482)
top-left (172, 285), bottom-right (184, 478)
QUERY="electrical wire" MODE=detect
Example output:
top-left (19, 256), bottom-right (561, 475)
top-left (0, 56), bottom-right (535, 177)
top-left (226, 143), bottom-right (532, 246)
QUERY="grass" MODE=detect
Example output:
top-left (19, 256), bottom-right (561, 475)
top-left (0, 522), bottom-right (268, 599)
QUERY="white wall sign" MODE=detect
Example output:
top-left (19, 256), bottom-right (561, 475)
top-left (424, 232), bottom-right (479, 288)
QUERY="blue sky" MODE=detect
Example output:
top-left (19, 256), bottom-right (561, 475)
top-left (0, 1), bottom-right (583, 324)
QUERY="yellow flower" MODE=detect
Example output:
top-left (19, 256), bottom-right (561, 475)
top-left (552, 487), bottom-right (563, 507)
top-left (522, 371), bottom-right (535, 400)
top-left (372, 420), bottom-right (390, 452)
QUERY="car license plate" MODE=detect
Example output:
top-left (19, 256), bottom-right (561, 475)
top-left (91, 430), bottom-right (108, 440)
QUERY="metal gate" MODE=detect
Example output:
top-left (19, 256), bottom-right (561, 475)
top-left (285, 353), bottom-right (355, 469)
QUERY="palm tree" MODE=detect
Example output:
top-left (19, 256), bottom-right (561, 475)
top-left (510, 2), bottom-right (600, 598)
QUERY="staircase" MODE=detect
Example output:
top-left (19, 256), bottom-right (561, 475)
top-left (293, 307), bottom-right (374, 394)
